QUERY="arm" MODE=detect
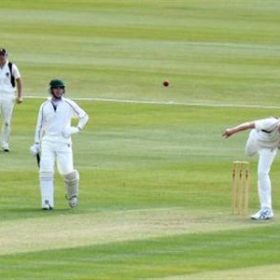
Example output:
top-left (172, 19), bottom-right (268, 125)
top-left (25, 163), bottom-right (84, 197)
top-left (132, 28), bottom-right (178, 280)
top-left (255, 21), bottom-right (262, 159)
top-left (12, 63), bottom-right (23, 104)
top-left (15, 76), bottom-right (23, 103)
top-left (34, 106), bottom-right (44, 144)
top-left (29, 108), bottom-right (41, 161)
top-left (222, 121), bottom-right (255, 138)
top-left (77, 113), bottom-right (89, 131)
top-left (30, 106), bottom-right (44, 157)
top-left (65, 113), bottom-right (89, 136)
top-left (62, 100), bottom-right (89, 138)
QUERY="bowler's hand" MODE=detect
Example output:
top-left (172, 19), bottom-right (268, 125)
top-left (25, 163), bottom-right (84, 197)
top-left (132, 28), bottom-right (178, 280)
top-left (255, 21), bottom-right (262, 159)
top-left (222, 129), bottom-right (233, 138)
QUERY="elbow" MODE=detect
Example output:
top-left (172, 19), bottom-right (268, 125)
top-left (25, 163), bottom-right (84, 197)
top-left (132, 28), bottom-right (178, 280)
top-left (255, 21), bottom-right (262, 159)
top-left (83, 114), bottom-right (89, 125)
top-left (78, 114), bottom-right (89, 130)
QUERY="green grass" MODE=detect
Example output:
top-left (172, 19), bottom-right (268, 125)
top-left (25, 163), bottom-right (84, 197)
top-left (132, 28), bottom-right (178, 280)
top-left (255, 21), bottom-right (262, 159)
top-left (1, 225), bottom-right (280, 279)
top-left (1, 0), bottom-right (280, 279)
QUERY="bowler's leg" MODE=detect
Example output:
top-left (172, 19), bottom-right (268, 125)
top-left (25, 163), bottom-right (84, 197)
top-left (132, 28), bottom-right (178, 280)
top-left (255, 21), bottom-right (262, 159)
top-left (257, 148), bottom-right (277, 210)
top-left (245, 130), bottom-right (258, 156)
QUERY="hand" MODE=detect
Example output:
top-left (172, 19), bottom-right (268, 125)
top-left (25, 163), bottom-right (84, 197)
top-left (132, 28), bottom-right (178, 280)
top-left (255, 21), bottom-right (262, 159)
top-left (62, 127), bottom-right (80, 138)
top-left (30, 143), bottom-right (40, 156)
top-left (16, 96), bottom-right (23, 104)
top-left (222, 129), bottom-right (233, 138)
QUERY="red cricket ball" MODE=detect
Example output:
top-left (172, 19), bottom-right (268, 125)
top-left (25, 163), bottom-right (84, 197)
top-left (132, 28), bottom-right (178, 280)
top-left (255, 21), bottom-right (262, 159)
top-left (163, 80), bottom-right (169, 87)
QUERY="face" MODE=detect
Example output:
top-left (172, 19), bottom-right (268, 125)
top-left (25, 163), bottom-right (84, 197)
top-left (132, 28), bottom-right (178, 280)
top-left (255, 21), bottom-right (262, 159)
top-left (51, 86), bottom-right (65, 100)
top-left (0, 54), bottom-right (7, 66)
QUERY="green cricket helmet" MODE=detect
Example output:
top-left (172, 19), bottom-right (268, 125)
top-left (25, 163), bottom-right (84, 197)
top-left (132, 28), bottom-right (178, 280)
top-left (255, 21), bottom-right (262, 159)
top-left (49, 79), bottom-right (65, 89)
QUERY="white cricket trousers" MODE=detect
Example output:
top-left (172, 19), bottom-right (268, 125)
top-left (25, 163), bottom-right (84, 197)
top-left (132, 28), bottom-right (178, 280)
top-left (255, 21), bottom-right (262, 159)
top-left (39, 139), bottom-right (74, 208)
top-left (245, 130), bottom-right (277, 210)
top-left (0, 95), bottom-right (15, 150)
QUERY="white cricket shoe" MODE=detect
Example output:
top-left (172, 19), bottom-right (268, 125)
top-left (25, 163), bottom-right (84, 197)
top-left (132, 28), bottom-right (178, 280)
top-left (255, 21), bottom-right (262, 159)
top-left (42, 200), bottom-right (53, 210)
top-left (69, 196), bottom-right (78, 208)
top-left (251, 208), bottom-right (274, 220)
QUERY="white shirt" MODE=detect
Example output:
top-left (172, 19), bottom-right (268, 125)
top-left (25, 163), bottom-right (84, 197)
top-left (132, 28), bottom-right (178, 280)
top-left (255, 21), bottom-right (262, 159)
top-left (0, 61), bottom-right (20, 95)
top-left (254, 117), bottom-right (280, 148)
top-left (34, 97), bottom-right (88, 144)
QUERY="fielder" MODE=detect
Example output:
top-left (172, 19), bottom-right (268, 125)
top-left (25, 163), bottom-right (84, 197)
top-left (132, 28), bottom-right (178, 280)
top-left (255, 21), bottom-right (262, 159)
top-left (0, 48), bottom-right (23, 152)
top-left (223, 117), bottom-right (280, 220)
top-left (30, 79), bottom-right (89, 210)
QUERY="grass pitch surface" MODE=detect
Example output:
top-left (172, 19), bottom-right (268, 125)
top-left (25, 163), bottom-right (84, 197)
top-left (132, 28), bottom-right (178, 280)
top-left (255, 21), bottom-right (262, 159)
top-left (1, 0), bottom-right (280, 279)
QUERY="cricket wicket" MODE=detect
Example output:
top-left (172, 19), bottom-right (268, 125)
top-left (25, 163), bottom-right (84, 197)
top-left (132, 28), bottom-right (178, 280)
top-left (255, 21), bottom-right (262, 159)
top-left (232, 161), bottom-right (250, 215)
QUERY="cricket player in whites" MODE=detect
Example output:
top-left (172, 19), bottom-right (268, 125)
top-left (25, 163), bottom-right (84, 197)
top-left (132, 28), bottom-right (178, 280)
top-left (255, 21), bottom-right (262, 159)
top-left (223, 117), bottom-right (280, 220)
top-left (0, 48), bottom-right (23, 152)
top-left (30, 79), bottom-right (89, 210)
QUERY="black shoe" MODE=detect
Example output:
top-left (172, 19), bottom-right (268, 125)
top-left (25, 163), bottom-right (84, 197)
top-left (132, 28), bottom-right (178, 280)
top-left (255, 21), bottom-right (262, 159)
top-left (3, 149), bottom-right (9, 152)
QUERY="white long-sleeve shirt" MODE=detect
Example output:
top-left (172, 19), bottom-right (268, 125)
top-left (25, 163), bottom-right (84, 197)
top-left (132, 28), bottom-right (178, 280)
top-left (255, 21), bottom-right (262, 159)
top-left (34, 97), bottom-right (89, 144)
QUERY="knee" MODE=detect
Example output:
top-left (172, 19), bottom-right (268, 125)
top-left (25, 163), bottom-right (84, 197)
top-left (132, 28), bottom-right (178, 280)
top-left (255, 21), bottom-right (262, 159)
top-left (63, 170), bottom-right (79, 183)
top-left (245, 145), bottom-right (257, 156)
